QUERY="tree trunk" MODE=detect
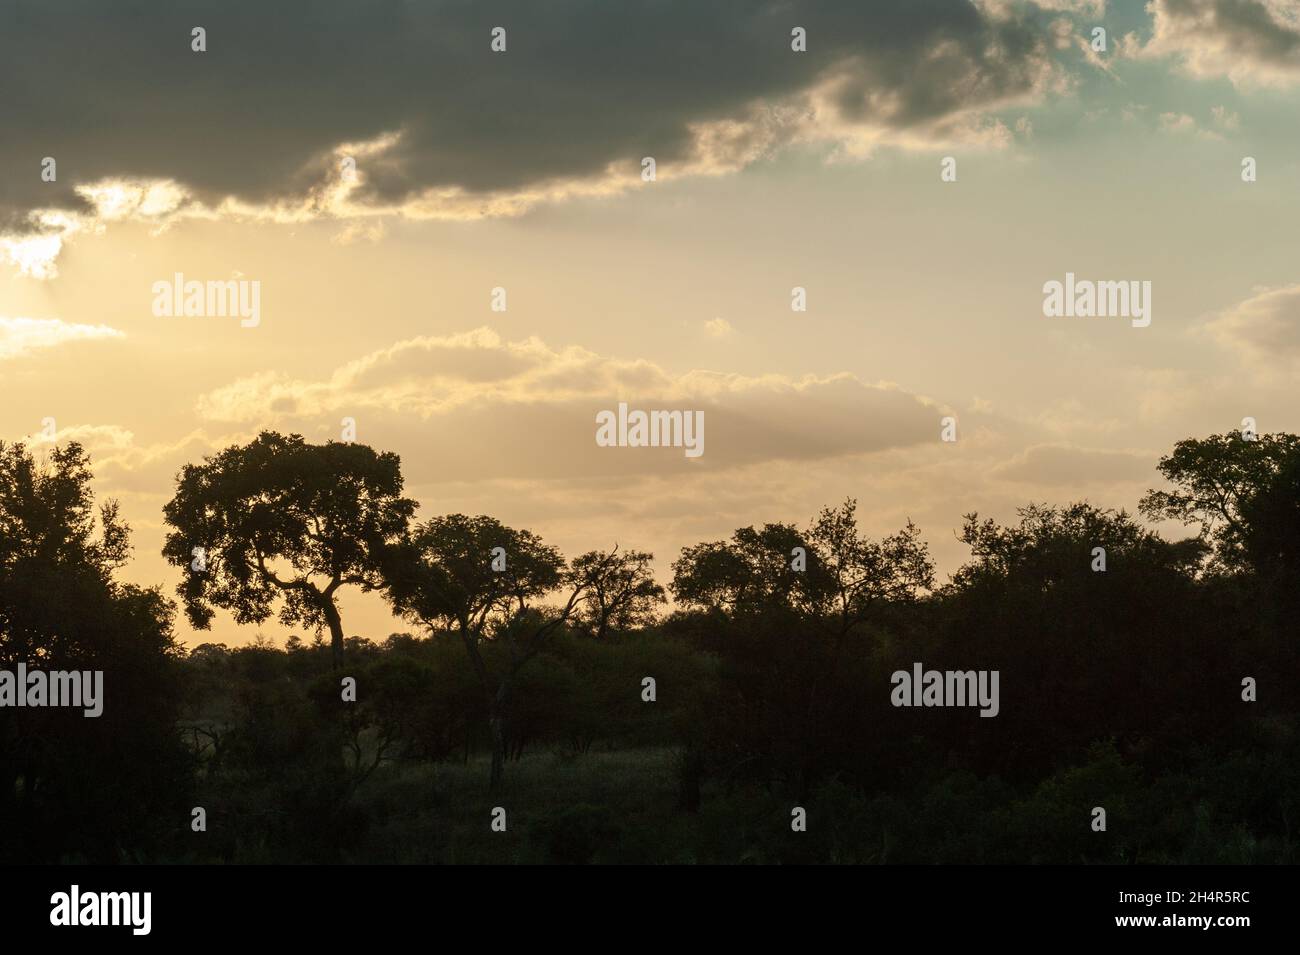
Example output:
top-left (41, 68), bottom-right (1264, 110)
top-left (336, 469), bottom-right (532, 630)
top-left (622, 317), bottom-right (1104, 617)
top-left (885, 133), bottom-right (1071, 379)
top-left (454, 623), bottom-right (502, 789)
top-left (487, 679), bottom-right (513, 792)
top-left (322, 597), bottom-right (345, 670)
top-left (488, 711), bottom-right (506, 791)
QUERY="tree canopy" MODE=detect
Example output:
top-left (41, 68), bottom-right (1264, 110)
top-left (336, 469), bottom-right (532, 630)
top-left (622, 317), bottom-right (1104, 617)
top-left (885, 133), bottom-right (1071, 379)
top-left (162, 432), bottom-right (416, 667)
top-left (1140, 430), bottom-right (1300, 572)
top-left (0, 442), bottom-right (189, 862)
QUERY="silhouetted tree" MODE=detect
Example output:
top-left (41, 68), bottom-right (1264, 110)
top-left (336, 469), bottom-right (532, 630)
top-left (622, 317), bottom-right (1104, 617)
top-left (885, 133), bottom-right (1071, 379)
top-left (1140, 430), bottom-right (1300, 572)
top-left (670, 500), bottom-right (933, 795)
top-left (804, 500), bottom-right (934, 640)
top-left (953, 501), bottom-right (1205, 588)
top-left (0, 442), bottom-right (190, 862)
top-left (672, 521), bottom-right (812, 615)
top-left (941, 502), bottom-right (1215, 779)
top-left (672, 499), bottom-right (933, 633)
top-left (382, 514), bottom-right (597, 789)
top-left (1240, 450), bottom-right (1300, 583)
top-left (570, 548), bottom-right (665, 640)
top-left (162, 432), bottom-right (416, 668)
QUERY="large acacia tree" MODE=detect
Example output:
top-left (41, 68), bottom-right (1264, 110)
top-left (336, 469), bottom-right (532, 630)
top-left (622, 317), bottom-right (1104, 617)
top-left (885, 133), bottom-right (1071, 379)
top-left (162, 432), bottom-right (416, 668)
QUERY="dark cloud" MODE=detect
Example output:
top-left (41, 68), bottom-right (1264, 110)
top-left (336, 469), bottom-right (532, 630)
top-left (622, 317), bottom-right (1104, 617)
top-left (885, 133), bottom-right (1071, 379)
top-left (1139, 0), bottom-right (1300, 85)
top-left (1, 0), bottom-right (1067, 230)
top-left (1166, 0), bottom-right (1300, 60)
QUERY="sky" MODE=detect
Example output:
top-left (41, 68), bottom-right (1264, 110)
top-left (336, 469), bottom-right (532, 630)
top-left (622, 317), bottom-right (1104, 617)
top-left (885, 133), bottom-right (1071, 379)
top-left (2, 0), bottom-right (1299, 647)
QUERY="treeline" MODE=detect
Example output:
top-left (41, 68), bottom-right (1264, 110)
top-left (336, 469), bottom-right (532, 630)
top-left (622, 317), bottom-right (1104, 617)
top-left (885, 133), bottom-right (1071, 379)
top-left (1, 431), bottom-right (1297, 863)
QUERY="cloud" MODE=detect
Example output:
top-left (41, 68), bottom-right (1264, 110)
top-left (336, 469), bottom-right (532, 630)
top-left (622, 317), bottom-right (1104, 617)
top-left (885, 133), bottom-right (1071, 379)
top-left (0, 1), bottom-right (1077, 275)
top-left (991, 443), bottom-right (1155, 485)
top-left (703, 318), bottom-right (735, 338)
top-left (1204, 283), bottom-right (1300, 370)
top-left (1131, 108), bottom-right (1226, 140)
top-left (27, 423), bottom-right (135, 452)
top-left (1157, 111), bottom-right (1197, 133)
top-left (0, 317), bottom-right (124, 359)
top-left (1211, 104), bottom-right (1241, 129)
top-left (976, 0), bottom-right (1106, 20)
top-left (193, 327), bottom-right (945, 480)
top-left (1128, 0), bottom-right (1300, 87)
top-left (1, 227), bottom-right (70, 280)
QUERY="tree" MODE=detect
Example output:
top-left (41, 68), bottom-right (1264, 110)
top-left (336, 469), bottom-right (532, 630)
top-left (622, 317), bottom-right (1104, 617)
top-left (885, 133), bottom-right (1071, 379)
top-left (381, 514), bottom-right (596, 790)
top-left (1239, 450), bottom-right (1300, 581)
top-left (953, 501), bottom-right (1205, 588)
top-left (570, 548), bottom-right (665, 640)
top-left (1140, 430), bottom-right (1300, 572)
top-left (671, 521), bottom-right (813, 615)
top-left (162, 432), bottom-right (416, 668)
top-left (671, 499), bottom-right (933, 636)
top-left (669, 500), bottom-right (933, 795)
top-left (942, 502), bottom-right (1215, 779)
top-left (0, 442), bottom-right (190, 862)
top-left (804, 500), bottom-right (934, 641)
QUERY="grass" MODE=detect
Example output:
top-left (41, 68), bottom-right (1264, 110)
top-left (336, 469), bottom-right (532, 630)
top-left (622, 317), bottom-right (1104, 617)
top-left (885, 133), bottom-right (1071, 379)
top-left (348, 746), bottom-right (697, 863)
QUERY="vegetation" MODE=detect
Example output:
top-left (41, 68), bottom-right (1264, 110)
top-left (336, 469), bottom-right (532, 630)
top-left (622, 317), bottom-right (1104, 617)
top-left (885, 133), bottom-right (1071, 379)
top-left (1, 430), bottom-right (1296, 863)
